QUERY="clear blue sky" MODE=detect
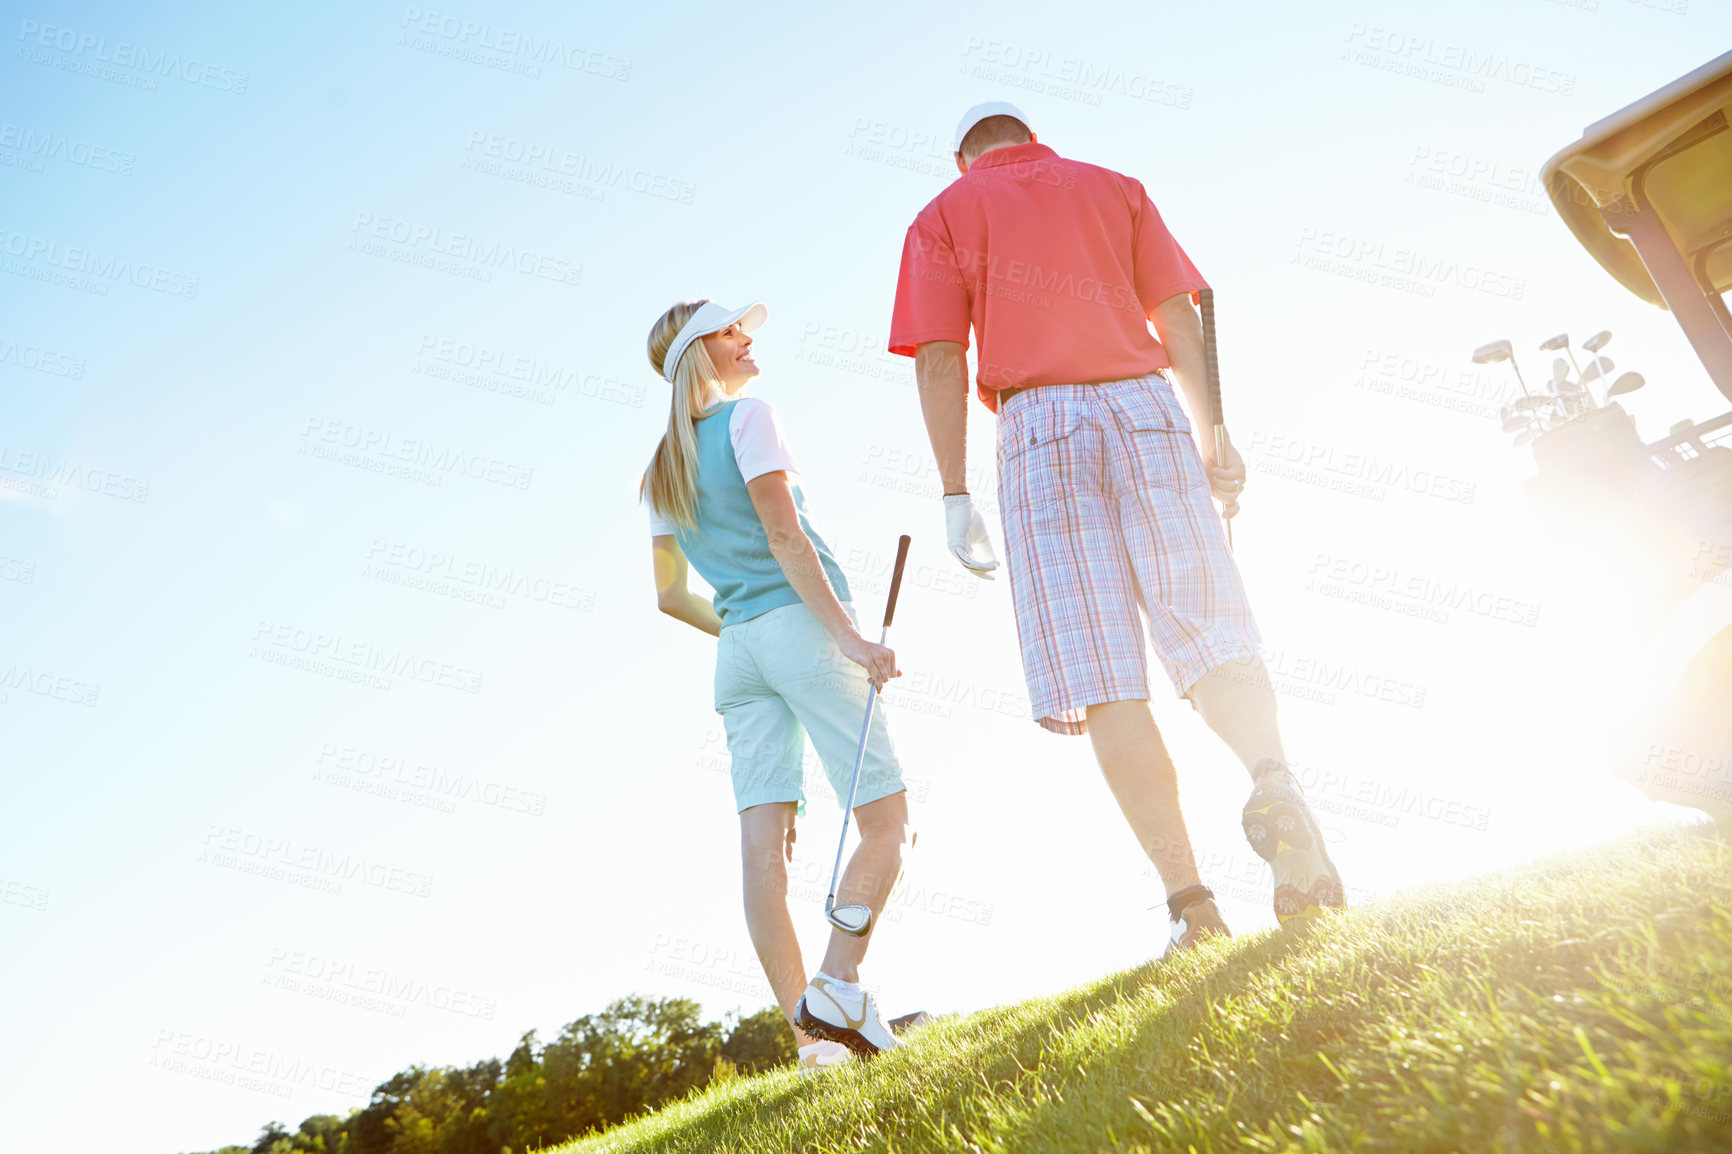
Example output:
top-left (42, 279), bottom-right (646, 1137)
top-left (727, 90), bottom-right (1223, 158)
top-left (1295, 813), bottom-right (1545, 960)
top-left (2, 2), bottom-right (1726, 1151)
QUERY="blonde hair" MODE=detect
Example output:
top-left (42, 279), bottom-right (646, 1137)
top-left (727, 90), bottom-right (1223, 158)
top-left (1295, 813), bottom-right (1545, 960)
top-left (640, 299), bottom-right (726, 532)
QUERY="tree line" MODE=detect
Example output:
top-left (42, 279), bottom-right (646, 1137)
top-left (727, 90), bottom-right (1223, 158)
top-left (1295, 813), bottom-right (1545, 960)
top-left (189, 995), bottom-right (795, 1154)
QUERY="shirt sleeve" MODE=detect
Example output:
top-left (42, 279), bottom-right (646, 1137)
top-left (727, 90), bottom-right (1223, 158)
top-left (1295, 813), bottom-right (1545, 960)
top-left (646, 501), bottom-right (674, 538)
top-left (888, 212), bottom-right (972, 357)
top-left (729, 398), bottom-right (801, 483)
top-left (1129, 180), bottom-right (1209, 314)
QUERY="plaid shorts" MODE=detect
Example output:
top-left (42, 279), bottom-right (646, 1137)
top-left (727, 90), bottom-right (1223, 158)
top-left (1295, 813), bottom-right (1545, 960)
top-left (995, 372), bottom-right (1262, 735)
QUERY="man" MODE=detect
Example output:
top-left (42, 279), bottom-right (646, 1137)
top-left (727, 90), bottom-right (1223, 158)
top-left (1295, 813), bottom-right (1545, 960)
top-left (887, 101), bottom-right (1343, 952)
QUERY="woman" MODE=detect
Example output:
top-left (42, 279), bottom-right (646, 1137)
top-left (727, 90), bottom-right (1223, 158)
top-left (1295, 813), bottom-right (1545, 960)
top-left (641, 298), bottom-right (911, 1069)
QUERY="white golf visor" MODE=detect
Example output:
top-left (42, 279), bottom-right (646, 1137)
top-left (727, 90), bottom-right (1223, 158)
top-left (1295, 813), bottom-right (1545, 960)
top-left (953, 100), bottom-right (1033, 153)
top-left (663, 300), bottom-right (767, 383)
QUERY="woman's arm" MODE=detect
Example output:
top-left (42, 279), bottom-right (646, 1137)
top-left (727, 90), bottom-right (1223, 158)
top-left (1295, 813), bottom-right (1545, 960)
top-left (745, 471), bottom-right (899, 688)
top-left (652, 534), bottom-right (723, 636)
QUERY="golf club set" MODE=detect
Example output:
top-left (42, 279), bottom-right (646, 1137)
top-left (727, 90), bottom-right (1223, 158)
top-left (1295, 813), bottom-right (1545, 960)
top-left (1473, 330), bottom-right (1646, 448)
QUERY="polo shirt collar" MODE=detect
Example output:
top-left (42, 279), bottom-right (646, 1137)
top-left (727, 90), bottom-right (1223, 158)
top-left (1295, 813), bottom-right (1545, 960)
top-left (968, 141), bottom-right (1057, 171)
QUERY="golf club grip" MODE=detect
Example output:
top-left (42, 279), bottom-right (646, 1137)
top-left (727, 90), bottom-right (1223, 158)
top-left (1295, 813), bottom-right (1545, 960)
top-left (882, 535), bottom-right (912, 628)
top-left (1199, 288), bottom-right (1223, 427)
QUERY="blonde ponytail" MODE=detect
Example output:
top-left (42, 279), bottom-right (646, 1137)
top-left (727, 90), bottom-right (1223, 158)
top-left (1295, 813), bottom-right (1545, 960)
top-left (641, 300), bottom-right (725, 532)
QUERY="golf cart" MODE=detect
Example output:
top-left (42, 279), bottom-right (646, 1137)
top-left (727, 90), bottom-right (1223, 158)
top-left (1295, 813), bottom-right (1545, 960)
top-left (1488, 51), bottom-right (1732, 820)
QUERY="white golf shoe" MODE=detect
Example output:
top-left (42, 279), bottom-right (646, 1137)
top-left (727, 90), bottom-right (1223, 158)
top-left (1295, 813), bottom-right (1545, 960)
top-left (796, 973), bottom-right (901, 1058)
top-left (796, 1039), bottom-right (853, 1074)
top-left (1159, 883), bottom-right (1232, 960)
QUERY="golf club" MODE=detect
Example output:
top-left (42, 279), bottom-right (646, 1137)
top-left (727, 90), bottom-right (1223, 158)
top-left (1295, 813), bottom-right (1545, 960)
top-left (1581, 332), bottom-right (1613, 406)
top-left (1607, 371), bottom-right (1646, 398)
top-left (1540, 333), bottom-right (1594, 407)
top-left (823, 533), bottom-right (912, 938)
top-left (1542, 358), bottom-right (1579, 418)
top-left (1581, 356), bottom-right (1617, 405)
top-left (1198, 288), bottom-right (1233, 549)
top-left (1472, 339), bottom-right (1532, 397)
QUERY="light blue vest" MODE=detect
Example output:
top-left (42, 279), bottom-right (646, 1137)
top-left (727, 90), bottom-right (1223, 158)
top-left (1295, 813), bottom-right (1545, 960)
top-left (675, 399), bottom-right (851, 626)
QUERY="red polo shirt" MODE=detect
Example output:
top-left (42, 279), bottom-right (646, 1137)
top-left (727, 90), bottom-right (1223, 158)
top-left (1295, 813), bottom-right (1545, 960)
top-left (887, 142), bottom-right (1208, 413)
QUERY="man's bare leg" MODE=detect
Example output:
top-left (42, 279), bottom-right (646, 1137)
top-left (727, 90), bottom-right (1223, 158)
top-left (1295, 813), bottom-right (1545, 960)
top-left (1188, 657), bottom-right (1345, 921)
top-left (1187, 656), bottom-right (1289, 780)
top-left (1085, 699), bottom-right (1202, 895)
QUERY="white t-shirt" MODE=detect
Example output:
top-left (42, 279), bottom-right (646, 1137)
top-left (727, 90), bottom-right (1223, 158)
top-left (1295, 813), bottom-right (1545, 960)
top-left (646, 397), bottom-right (801, 537)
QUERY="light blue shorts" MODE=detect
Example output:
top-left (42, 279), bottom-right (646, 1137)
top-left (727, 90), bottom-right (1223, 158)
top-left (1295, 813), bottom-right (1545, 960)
top-left (714, 601), bottom-right (907, 813)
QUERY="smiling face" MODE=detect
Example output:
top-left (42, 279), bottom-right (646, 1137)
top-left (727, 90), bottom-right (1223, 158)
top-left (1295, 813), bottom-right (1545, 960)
top-left (700, 322), bottom-right (758, 395)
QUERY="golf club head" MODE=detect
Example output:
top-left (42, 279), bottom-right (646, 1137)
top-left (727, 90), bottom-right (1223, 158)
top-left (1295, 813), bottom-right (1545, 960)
top-left (825, 903), bottom-right (873, 937)
top-left (1583, 330), bottom-right (1612, 353)
top-left (1551, 357), bottom-right (1570, 383)
top-left (1607, 371), bottom-right (1645, 397)
top-left (1513, 427), bottom-right (1538, 447)
top-left (1501, 412), bottom-right (1534, 433)
top-left (1539, 333), bottom-right (1570, 351)
top-left (1555, 378), bottom-right (1585, 396)
top-left (1582, 357), bottom-right (1613, 382)
top-left (1514, 395), bottom-right (1553, 411)
top-left (1471, 339), bottom-right (1513, 364)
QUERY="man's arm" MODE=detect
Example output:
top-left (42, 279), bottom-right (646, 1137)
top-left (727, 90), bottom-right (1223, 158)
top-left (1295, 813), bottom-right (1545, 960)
top-left (1149, 293), bottom-right (1212, 435)
top-left (1149, 293), bottom-right (1245, 516)
top-left (915, 341), bottom-right (971, 494)
top-left (916, 340), bottom-right (999, 576)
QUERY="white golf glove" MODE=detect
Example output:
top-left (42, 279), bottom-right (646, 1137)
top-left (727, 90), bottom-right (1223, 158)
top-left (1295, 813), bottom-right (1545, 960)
top-left (943, 494), bottom-right (999, 579)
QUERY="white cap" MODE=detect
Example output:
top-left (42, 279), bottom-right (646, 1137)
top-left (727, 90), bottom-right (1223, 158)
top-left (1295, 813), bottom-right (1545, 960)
top-left (953, 100), bottom-right (1033, 153)
top-left (662, 300), bottom-right (767, 383)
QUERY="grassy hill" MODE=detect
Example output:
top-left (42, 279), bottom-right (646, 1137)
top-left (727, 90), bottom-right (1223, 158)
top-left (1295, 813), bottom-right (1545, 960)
top-left (562, 824), bottom-right (1732, 1153)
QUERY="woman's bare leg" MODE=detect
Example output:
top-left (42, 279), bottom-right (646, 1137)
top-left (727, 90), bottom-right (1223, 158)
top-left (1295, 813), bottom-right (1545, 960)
top-left (739, 801), bottom-right (818, 1045)
top-left (817, 790), bottom-right (909, 982)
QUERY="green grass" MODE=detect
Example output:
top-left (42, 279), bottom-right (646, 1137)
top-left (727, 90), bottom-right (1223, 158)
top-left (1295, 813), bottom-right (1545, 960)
top-left (562, 824), bottom-right (1732, 1153)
